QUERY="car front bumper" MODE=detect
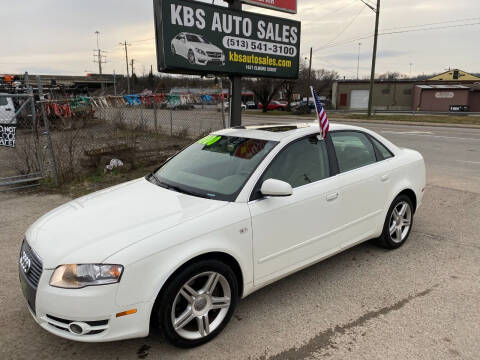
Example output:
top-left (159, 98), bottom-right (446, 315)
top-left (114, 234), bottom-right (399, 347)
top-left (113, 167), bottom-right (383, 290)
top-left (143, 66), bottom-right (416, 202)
top-left (20, 267), bottom-right (153, 342)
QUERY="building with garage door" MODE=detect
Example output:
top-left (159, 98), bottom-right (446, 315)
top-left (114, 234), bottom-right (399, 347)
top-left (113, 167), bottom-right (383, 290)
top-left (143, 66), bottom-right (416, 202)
top-left (332, 80), bottom-right (415, 111)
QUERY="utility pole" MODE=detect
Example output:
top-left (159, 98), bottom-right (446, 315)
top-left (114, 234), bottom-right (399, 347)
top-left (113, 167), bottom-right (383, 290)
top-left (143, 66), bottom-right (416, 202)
top-left (364, 0), bottom-right (380, 118)
top-left (113, 70), bottom-right (117, 96)
top-left (120, 41), bottom-right (131, 94)
top-left (93, 31), bottom-right (106, 90)
top-left (228, 0), bottom-right (242, 127)
top-left (357, 42), bottom-right (362, 79)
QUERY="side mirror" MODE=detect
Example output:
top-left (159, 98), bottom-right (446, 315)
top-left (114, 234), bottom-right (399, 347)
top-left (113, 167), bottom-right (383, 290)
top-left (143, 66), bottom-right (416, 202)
top-left (260, 179), bottom-right (293, 197)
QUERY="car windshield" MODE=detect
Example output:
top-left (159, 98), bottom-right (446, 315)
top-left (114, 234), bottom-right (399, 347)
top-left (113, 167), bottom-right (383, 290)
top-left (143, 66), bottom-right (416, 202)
top-left (151, 135), bottom-right (278, 201)
top-left (186, 34), bottom-right (209, 43)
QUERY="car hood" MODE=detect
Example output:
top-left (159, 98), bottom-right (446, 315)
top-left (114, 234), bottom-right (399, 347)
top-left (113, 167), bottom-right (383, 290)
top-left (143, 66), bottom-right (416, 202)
top-left (194, 43), bottom-right (222, 53)
top-left (26, 178), bottom-right (227, 268)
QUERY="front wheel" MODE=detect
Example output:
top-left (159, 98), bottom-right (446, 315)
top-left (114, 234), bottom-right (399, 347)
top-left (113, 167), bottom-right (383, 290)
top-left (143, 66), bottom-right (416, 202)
top-left (156, 259), bottom-right (238, 348)
top-left (187, 50), bottom-right (196, 64)
top-left (377, 195), bottom-right (414, 249)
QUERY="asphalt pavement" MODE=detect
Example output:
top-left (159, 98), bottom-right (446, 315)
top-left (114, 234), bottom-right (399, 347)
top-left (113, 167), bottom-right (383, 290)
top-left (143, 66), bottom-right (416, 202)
top-left (1, 116), bottom-right (479, 359)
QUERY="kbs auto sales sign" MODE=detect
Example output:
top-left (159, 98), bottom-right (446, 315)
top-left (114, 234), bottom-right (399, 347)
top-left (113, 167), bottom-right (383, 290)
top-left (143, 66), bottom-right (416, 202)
top-left (153, 0), bottom-right (301, 79)
top-left (243, 0), bottom-right (297, 14)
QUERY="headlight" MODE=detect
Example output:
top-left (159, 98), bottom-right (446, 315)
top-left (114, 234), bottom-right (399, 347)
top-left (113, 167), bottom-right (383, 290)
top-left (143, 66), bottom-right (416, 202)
top-left (195, 48), bottom-right (206, 55)
top-left (50, 264), bottom-right (123, 289)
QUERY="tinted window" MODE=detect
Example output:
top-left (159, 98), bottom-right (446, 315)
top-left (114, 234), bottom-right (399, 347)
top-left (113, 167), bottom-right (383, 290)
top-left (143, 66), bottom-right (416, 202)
top-left (370, 136), bottom-right (393, 159)
top-left (154, 135), bottom-right (277, 201)
top-left (331, 132), bottom-right (377, 172)
top-left (262, 136), bottom-right (330, 188)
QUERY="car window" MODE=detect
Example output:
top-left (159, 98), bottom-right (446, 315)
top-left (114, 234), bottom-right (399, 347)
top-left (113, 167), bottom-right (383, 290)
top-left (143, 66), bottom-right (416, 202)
top-left (154, 135), bottom-right (277, 201)
top-left (370, 136), bottom-right (394, 159)
top-left (262, 136), bottom-right (330, 188)
top-left (0, 97), bottom-right (8, 106)
top-left (331, 132), bottom-right (377, 172)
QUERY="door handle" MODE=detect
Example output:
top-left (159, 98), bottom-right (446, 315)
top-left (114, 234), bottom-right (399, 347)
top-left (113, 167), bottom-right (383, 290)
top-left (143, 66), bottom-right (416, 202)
top-left (381, 174), bottom-right (390, 182)
top-left (326, 192), bottom-right (339, 201)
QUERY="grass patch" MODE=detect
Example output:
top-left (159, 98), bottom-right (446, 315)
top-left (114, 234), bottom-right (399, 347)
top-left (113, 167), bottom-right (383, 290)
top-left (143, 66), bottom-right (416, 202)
top-left (327, 113), bottom-right (480, 125)
top-left (245, 110), bottom-right (480, 125)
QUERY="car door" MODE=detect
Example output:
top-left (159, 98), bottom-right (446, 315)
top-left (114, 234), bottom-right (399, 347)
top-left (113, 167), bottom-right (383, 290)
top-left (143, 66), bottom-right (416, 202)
top-left (177, 35), bottom-right (187, 57)
top-left (329, 131), bottom-right (393, 248)
top-left (249, 135), bottom-right (345, 285)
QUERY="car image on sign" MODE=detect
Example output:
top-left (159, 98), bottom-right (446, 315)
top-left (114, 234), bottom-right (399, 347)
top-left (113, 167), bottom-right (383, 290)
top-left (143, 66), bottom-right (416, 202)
top-left (171, 32), bottom-right (225, 66)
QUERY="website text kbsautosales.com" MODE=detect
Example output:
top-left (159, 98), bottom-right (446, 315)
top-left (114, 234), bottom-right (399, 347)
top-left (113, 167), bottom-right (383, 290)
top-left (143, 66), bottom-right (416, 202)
top-left (228, 51), bottom-right (292, 72)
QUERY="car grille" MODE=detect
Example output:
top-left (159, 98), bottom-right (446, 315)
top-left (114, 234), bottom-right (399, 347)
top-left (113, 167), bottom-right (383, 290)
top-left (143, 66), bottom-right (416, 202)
top-left (20, 240), bottom-right (43, 288)
top-left (46, 315), bottom-right (109, 335)
top-left (206, 51), bottom-right (222, 58)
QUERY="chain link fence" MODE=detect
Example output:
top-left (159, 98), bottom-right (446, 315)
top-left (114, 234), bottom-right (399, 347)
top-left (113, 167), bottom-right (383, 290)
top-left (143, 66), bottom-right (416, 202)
top-left (37, 92), bottom-right (227, 185)
top-left (1, 76), bottom-right (228, 189)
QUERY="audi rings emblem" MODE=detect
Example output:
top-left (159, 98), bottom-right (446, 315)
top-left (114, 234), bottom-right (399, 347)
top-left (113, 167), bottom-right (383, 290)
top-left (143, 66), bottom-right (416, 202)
top-left (20, 251), bottom-right (31, 274)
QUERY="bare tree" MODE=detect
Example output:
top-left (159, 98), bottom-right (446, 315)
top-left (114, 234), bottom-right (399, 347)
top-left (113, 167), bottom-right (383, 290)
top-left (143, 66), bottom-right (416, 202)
top-left (247, 78), bottom-right (285, 112)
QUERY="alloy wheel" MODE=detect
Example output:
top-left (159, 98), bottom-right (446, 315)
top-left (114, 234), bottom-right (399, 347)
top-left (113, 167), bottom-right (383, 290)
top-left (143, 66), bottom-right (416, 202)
top-left (389, 201), bottom-right (412, 243)
top-left (171, 271), bottom-right (231, 340)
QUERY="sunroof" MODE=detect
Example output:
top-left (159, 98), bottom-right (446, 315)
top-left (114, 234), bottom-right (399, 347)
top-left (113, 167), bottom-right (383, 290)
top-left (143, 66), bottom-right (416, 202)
top-left (258, 125), bottom-right (298, 132)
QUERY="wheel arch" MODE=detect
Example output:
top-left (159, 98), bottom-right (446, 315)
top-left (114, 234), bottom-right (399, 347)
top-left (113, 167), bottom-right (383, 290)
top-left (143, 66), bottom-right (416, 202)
top-left (149, 251), bottom-right (244, 327)
top-left (395, 188), bottom-right (417, 213)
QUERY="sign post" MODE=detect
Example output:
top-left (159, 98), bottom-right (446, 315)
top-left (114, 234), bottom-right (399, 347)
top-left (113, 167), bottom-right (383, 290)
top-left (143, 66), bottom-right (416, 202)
top-left (229, 0), bottom-right (242, 127)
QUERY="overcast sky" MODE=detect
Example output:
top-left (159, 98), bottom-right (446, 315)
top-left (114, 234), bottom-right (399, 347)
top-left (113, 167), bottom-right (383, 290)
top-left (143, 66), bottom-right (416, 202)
top-left (2, 0), bottom-right (479, 78)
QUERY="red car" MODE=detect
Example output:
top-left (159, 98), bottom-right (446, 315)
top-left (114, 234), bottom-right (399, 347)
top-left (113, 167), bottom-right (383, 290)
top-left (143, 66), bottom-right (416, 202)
top-left (258, 101), bottom-right (287, 111)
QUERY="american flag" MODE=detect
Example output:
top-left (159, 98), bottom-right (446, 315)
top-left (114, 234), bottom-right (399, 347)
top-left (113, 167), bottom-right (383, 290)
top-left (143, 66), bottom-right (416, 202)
top-left (310, 86), bottom-right (329, 139)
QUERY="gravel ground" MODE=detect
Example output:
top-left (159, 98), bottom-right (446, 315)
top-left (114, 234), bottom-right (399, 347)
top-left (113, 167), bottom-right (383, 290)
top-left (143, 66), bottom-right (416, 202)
top-left (1, 184), bottom-right (479, 360)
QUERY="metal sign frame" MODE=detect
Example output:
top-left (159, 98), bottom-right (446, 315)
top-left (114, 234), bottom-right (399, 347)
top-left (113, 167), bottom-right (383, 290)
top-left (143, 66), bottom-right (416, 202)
top-left (242, 0), bottom-right (297, 14)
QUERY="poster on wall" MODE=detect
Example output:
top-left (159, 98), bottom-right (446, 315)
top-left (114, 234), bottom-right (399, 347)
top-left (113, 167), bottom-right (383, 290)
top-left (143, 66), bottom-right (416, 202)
top-left (0, 124), bottom-right (16, 148)
top-left (154, 0), bottom-right (301, 79)
top-left (242, 0), bottom-right (297, 14)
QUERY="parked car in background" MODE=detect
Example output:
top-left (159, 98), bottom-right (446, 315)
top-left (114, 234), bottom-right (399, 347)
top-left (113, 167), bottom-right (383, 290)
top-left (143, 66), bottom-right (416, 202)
top-left (246, 101), bottom-right (256, 109)
top-left (20, 123), bottom-right (425, 348)
top-left (258, 101), bottom-right (287, 111)
top-left (0, 93), bottom-right (16, 124)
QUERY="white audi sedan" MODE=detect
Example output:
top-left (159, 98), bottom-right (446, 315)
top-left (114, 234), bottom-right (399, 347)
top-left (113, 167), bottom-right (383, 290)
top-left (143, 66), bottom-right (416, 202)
top-left (19, 123), bottom-right (425, 347)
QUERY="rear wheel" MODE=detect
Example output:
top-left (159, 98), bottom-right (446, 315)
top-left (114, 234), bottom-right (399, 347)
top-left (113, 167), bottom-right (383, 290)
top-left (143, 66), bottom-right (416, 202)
top-left (377, 195), bottom-right (414, 249)
top-left (156, 259), bottom-right (238, 348)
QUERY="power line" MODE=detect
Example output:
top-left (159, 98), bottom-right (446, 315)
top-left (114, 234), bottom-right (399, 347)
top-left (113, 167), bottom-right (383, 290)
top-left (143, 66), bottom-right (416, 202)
top-left (382, 16), bottom-right (480, 31)
top-left (323, 5), bottom-right (366, 47)
top-left (315, 21), bottom-right (480, 51)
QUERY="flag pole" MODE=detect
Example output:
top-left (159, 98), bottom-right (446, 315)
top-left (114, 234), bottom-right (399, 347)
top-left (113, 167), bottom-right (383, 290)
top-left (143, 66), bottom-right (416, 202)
top-left (310, 86), bottom-right (322, 135)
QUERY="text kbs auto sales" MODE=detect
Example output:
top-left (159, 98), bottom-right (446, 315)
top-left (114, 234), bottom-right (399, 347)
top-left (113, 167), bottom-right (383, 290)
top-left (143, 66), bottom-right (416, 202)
top-left (170, 4), bottom-right (299, 59)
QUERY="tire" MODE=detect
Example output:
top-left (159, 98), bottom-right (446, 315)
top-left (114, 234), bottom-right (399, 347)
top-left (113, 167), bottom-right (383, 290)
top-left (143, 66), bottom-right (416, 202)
top-left (376, 195), bottom-right (414, 249)
top-left (187, 50), bottom-right (196, 65)
top-left (155, 259), bottom-right (239, 348)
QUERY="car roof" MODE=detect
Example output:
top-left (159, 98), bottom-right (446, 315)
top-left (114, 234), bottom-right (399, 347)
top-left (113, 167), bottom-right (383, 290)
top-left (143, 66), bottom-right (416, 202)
top-left (215, 122), bottom-right (369, 142)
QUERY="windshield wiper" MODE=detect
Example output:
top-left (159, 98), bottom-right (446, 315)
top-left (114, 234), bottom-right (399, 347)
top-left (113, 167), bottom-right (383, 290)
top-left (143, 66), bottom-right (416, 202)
top-left (150, 174), bottom-right (208, 199)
